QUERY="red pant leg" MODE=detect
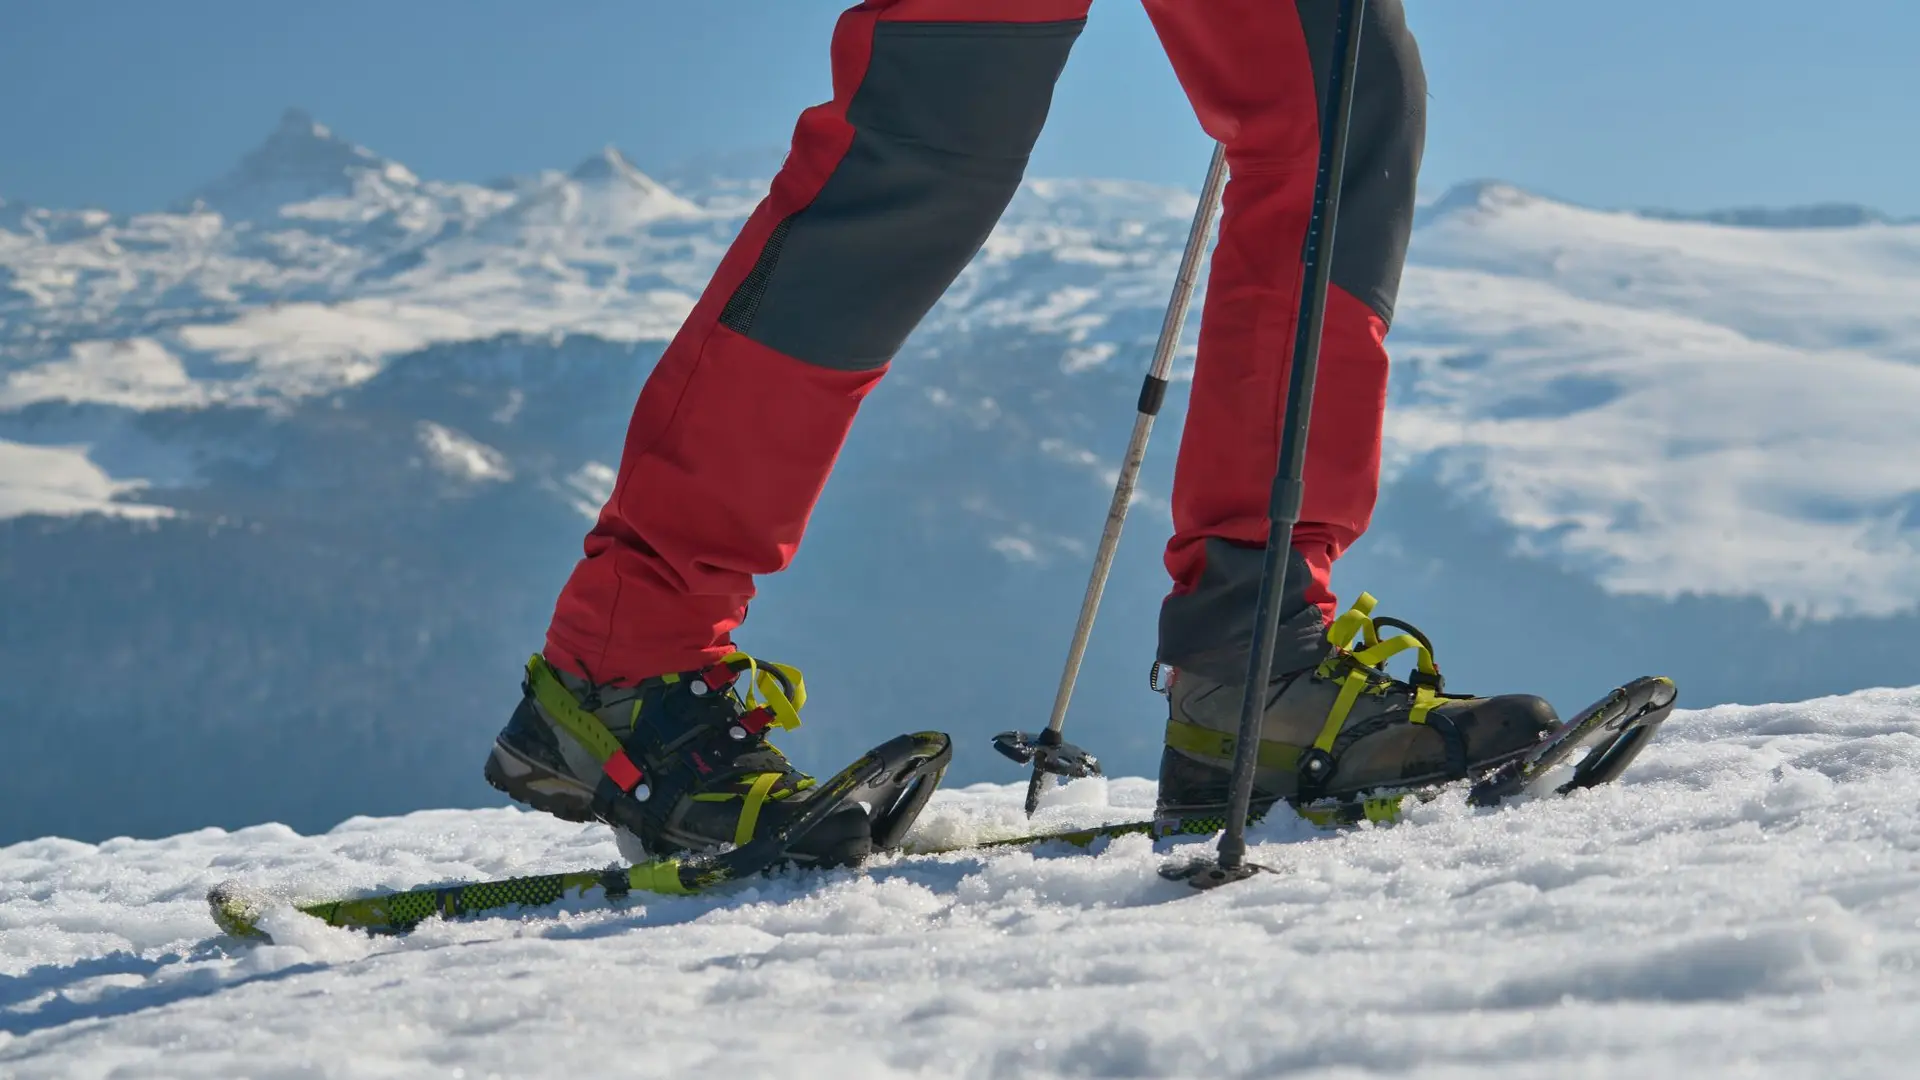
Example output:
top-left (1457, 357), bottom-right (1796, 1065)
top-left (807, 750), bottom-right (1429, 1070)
top-left (1145, 0), bottom-right (1426, 680)
top-left (544, 1), bottom-right (1089, 682)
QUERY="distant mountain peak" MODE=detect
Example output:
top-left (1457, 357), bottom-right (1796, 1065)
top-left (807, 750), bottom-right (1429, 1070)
top-left (568, 146), bottom-right (655, 188)
top-left (274, 106), bottom-right (325, 138)
top-left (487, 146), bottom-right (701, 229)
top-left (1416, 180), bottom-right (1542, 227)
top-left (178, 108), bottom-right (419, 221)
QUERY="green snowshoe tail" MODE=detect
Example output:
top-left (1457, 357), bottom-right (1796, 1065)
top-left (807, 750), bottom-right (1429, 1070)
top-left (209, 859), bottom-right (713, 938)
top-left (208, 882), bottom-right (269, 938)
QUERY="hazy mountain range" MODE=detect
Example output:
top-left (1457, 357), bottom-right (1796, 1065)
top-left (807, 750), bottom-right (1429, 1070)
top-left (4, 109), bottom-right (1917, 844)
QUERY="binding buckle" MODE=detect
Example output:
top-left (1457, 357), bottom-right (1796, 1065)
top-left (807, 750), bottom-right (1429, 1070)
top-left (691, 662), bottom-right (739, 696)
top-left (1297, 747), bottom-right (1335, 801)
top-left (729, 707), bottom-right (776, 740)
top-left (602, 749), bottom-right (651, 802)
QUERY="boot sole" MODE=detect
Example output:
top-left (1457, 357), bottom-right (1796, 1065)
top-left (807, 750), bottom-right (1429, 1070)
top-left (484, 738), bottom-right (598, 823)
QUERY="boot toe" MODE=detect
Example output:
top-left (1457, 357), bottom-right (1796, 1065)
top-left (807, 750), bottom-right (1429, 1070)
top-left (1457, 693), bottom-right (1559, 761)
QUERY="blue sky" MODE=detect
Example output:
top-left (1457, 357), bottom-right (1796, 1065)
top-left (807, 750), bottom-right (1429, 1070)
top-left (2, 0), bottom-right (1914, 215)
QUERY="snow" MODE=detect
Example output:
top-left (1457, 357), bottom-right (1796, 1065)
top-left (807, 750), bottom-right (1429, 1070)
top-left (0, 338), bottom-right (199, 411)
top-left (176, 299), bottom-right (482, 399)
top-left (0, 440), bottom-right (169, 519)
top-left (417, 421), bottom-right (513, 484)
top-left (1395, 180), bottom-right (1920, 616)
top-left (4, 689), bottom-right (1918, 1077)
top-left (1388, 268), bottom-right (1920, 618)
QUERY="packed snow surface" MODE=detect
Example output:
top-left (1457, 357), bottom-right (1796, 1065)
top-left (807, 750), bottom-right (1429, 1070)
top-left (4, 689), bottom-right (1918, 1077)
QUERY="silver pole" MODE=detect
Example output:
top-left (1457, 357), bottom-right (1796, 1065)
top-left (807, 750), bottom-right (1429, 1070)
top-left (1025, 143), bottom-right (1229, 815)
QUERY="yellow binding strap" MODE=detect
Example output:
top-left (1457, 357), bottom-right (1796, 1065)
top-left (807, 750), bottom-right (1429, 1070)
top-left (1321, 592), bottom-right (1380, 655)
top-left (626, 859), bottom-right (695, 897)
top-left (732, 771), bottom-right (785, 847)
top-left (1309, 592), bottom-right (1447, 755)
top-left (1164, 718), bottom-right (1304, 773)
top-left (1347, 632), bottom-right (1443, 726)
top-left (525, 655), bottom-right (625, 765)
top-left (721, 651), bottom-right (806, 733)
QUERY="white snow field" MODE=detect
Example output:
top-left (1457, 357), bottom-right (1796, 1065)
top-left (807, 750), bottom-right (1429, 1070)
top-left (4, 689), bottom-right (1918, 1078)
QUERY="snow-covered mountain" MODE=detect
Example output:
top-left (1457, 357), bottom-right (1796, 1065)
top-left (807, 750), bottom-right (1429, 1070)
top-left (3, 688), bottom-right (1917, 1076)
top-left (4, 113), bottom-right (1919, 845)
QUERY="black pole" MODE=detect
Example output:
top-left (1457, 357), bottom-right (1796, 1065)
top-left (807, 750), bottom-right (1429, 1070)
top-left (1211, 0), bottom-right (1369, 879)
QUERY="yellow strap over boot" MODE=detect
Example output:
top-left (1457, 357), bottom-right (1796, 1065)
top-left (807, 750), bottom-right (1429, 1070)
top-left (1310, 592), bottom-right (1446, 759)
top-left (523, 651), bottom-right (813, 846)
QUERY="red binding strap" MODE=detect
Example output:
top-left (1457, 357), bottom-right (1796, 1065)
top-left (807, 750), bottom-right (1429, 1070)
top-left (603, 750), bottom-right (646, 793)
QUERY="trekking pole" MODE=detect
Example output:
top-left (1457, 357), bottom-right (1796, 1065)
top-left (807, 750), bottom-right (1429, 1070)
top-left (993, 142), bottom-right (1230, 816)
top-left (1173, 0), bottom-right (1368, 887)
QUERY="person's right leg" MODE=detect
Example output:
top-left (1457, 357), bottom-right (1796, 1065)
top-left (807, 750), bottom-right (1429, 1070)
top-left (491, 0), bottom-right (1090, 863)
top-left (1143, 0), bottom-right (1556, 811)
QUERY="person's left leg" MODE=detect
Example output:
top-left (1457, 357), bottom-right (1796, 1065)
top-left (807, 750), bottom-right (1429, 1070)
top-left (1143, 0), bottom-right (1557, 812)
top-left (1144, 0), bottom-right (1422, 686)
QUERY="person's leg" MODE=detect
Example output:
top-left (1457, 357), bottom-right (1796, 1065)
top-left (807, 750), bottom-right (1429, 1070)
top-left (546, 0), bottom-right (1090, 683)
top-left (1143, 0), bottom-right (1426, 685)
top-left (496, 1), bottom-right (1091, 864)
top-left (1145, 3), bottom-right (1554, 815)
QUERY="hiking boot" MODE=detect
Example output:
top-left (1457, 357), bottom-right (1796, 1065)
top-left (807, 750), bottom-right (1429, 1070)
top-left (1156, 593), bottom-right (1558, 815)
top-left (485, 652), bottom-right (873, 866)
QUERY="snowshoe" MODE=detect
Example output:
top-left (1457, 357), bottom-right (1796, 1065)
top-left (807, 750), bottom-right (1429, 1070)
top-left (486, 653), bottom-right (951, 867)
top-left (1155, 592), bottom-right (1558, 816)
top-left (1469, 673), bottom-right (1677, 805)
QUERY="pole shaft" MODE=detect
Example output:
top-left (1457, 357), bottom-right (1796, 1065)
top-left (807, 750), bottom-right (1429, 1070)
top-left (1031, 143), bottom-right (1228, 747)
top-left (1216, 0), bottom-right (1368, 869)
